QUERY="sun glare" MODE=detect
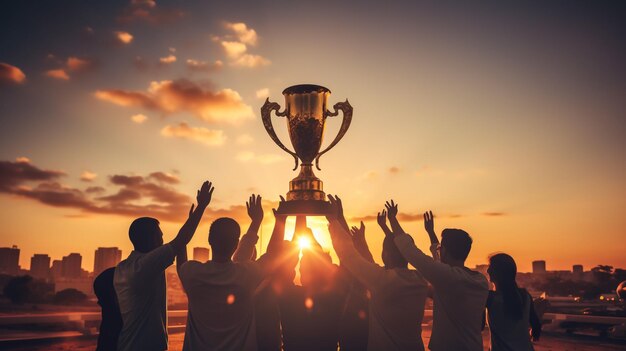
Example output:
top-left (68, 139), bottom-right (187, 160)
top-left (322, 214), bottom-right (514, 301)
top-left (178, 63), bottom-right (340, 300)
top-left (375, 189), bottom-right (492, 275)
top-left (298, 236), bottom-right (311, 249)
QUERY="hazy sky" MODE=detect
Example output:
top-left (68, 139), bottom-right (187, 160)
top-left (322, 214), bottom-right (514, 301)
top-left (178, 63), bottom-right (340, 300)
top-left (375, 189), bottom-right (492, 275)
top-left (1, 0), bottom-right (625, 272)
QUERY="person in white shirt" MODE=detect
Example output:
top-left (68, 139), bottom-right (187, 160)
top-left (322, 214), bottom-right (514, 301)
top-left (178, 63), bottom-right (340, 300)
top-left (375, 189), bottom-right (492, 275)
top-left (389, 201), bottom-right (490, 351)
top-left (177, 194), bottom-right (277, 351)
top-left (114, 181), bottom-right (214, 351)
top-left (326, 195), bottom-right (428, 351)
top-left (486, 253), bottom-right (541, 351)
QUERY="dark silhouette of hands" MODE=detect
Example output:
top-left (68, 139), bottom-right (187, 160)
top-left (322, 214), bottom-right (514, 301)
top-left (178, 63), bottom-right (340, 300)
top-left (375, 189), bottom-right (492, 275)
top-left (377, 209), bottom-right (387, 228)
top-left (326, 194), bottom-right (343, 221)
top-left (196, 181), bottom-right (214, 209)
top-left (247, 194), bottom-right (264, 223)
top-left (350, 221), bottom-right (365, 242)
top-left (385, 200), bottom-right (398, 219)
top-left (424, 211), bottom-right (434, 235)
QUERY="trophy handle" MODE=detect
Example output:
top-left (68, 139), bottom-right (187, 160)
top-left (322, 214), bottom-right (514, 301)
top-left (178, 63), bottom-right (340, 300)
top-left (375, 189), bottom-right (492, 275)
top-left (315, 100), bottom-right (353, 170)
top-left (261, 98), bottom-right (299, 170)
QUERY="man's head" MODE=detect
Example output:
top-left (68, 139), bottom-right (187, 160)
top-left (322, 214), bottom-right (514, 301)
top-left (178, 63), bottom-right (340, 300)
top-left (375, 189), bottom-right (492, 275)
top-left (208, 217), bottom-right (241, 260)
top-left (129, 217), bottom-right (163, 253)
top-left (382, 236), bottom-right (408, 269)
top-left (440, 228), bottom-right (472, 265)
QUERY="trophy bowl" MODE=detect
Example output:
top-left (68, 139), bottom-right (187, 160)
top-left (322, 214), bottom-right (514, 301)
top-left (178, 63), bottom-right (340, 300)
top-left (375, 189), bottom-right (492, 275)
top-left (261, 84), bottom-right (352, 215)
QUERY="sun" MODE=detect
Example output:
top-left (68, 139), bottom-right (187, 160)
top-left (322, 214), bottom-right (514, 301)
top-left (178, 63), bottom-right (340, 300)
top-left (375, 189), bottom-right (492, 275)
top-left (297, 236), bottom-right (311, 249)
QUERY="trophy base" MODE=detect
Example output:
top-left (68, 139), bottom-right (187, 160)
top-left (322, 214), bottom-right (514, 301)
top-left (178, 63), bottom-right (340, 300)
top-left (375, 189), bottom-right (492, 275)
top-left (276, 200), bottom-right (331, 216)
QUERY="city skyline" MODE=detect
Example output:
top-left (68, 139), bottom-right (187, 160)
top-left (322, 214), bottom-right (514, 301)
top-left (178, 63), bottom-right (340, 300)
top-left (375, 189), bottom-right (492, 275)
top-left (1, 1), bottom-right (625, 273)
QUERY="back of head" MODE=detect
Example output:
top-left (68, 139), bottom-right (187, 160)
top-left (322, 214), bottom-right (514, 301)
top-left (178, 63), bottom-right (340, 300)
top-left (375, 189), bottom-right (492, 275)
top-left (440, 228), bottom-right (472, 263)
top-left (129, 217), bottom-right (161, 253)
top-left (382, 236), bottom-right (407, 269)
top-left (488, 253), bottom-right (523, 320)
top-left (208, 217), bottom-right (241, 258)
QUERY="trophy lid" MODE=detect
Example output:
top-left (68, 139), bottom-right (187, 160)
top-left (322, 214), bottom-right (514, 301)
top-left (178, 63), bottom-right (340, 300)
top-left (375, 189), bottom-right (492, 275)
top-left (282, 84), bottom-right (330, 95)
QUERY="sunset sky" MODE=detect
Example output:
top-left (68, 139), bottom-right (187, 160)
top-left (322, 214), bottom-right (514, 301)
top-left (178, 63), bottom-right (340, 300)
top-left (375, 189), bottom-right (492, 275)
top-left (1, 1), bottom-right (625, 273)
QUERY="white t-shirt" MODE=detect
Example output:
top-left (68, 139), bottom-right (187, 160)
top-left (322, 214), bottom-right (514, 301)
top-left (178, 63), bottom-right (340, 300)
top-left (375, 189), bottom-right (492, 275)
top-left (332, 226), bottom-right (428, 351)
top-left (114, 244), bottom-right (175, 351)
top-left (394, 233), bottom-right (489, 351)
top-left (178, 260), bottom-right (264, 351)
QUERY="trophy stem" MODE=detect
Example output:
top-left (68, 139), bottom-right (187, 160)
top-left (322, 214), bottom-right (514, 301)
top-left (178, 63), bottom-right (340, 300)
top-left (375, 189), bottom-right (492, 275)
top-left (286, 163), bottom-right (325, 202)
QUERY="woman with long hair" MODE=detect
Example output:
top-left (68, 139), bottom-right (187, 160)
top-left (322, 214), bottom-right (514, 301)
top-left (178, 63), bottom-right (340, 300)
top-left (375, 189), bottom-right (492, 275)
top-left (487, 253), bottom-right (541, 351)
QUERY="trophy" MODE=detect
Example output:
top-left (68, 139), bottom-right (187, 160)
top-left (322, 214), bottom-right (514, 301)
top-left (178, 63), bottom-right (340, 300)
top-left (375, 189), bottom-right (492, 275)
top-left (262, 84), bottom-right (352, 215)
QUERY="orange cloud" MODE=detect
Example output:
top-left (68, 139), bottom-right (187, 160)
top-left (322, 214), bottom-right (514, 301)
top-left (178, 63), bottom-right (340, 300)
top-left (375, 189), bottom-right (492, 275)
top-left (114, 31), bottom-right (134, 45)
top-left (232, 54), bottom-right (270, 68)
top-left (161, 122), bottom-right (227, 146)
top-left (80, 171), bottom-right (98, 182)
top-left (45, 69), bottom-right (70, 80)
top-left (131, 114), bottom-right (148, 124)
top-left (66, 57), bottom-right (94, 72)
top-left (186, 59), bottom-right (223, 72)
top-left (118, 0), bottom-right (184, 25)
top-left (389, 166), bottom-right (401, 174)
top-left (159, 54), bottom-right (177, 64)
top-left (0, 62), bottom-right (26, 84)
top-left (221, 41), bottom-right (247, 58)
top-left (224, 22), bottom-right (258, 46)
top-left (236, 151), bottom-right (284, 164)
top-left (94, 79), bottom-right (254, 124)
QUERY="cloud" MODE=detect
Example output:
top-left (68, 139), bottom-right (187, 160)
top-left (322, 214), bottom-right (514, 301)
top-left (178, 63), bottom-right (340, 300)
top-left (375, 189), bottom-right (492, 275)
top-left (118, 0), bottom-right (184, 25)
top-left (255, 88), bottom-right (269, 99)
top-left (66, 57), bottom-right (94, 72)
top-left (161, 122), bottom-right (227, 146)
top-left (0, 158), bottom-right (260, 222)
top-left (159, 54), bottom-right (177, 64)
top-left (0, 158), bottom-right (65, 192)
top-left (80, 171), bottom-right (97, 182)
top-left (236, 134), bottom-right (254, 145)
top-left (482, 212), bottom-right (507, 217)
top-left (224, 22), bottom-right (258, 46)
top-left (114, 31), bottom-right (134, 45)
top-left (232, 54), bottom-right (271, 68)
top-left (0, 62), bottom-right (26, 84)
top-left (131, 114), bottom-right (148, 124)
top-left (236, 151), bottom-right (284, 164)
top-left (221, 41), bottom-right (247, 58)
top-left (45, 69), bottom-right (70, 81)
top-left (94, 79), bottom-right (254, 124)
top-left (186, 59), bottom-right (223, 72)
top-left (388, 166), bottom-right (401, 174)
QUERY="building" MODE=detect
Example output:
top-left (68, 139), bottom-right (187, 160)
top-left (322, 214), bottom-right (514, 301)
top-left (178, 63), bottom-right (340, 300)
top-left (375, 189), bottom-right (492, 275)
top-left (193, 247), bottom-right (210, 263)
top-left (51, 260), bottom-right (63, 280)
top-left (94, 247), bottom-right (122, 276)
top-left (61, 253), bottom-right (82, 278)
top-left (573, 264), bottom-right (583, 274)
top-left (30, 254), bottom-right (51, 280)
top-left (0, 246), bottom-right (20, 275)
top-left (532, 260), bottom-right (546, 274)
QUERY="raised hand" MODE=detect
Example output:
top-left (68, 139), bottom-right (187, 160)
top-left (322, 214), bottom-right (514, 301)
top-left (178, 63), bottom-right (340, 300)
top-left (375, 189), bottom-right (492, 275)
top-left (424, 210), bottom-right (434, 234)
top-left (272, 195), bottom-right (288, 223)
top-left (377, 209), bottom-right (387, 228)
top-left (385, 200), bottom-right (398, 219)
top-left (246, 194), bottom-right (264, 223)
top-left (196, 181), bottom-right (214, 208)
top-left (350, 221), bottom-right (366, 242)
top-left (326, 194), bottom-right (342, 221)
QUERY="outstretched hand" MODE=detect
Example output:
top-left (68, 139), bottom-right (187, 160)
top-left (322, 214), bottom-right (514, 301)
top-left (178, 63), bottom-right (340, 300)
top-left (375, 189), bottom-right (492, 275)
top-left (247, 194), bottom-right (264, 223)
top-left (196, 181), bottom-right (214, 209)
top-left (326, 194), bottom-right (343, 221)
top-left (424, 210), bottom-right (434, 234)
top-left (385, 200), bottom-right (398, 219)
top-left (350, 221), bottom-right (366, 242)
top-left (272, 195), bottom-right (287, 222)
top-left (377, 209), bottom-right (387, 228)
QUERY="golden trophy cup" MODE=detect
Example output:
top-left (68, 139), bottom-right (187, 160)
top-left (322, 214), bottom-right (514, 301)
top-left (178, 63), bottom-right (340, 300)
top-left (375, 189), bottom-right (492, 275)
top-left (261, 84), bottom-right (352, 215)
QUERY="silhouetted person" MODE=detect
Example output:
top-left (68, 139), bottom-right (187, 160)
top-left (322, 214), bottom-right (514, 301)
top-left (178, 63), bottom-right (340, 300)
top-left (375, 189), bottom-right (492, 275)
top-left (114, 181), bottom-right (213, 351)
top-left (326, 195), bottom-right (428, 351)
top-left (487, 253), bottom-right (541, 351)
top-left (94, 267), bottom-right (122, 351)
top-left (279, 217), bottom-right (345, 351)
top-left (391, 203), bottom-right (489, 351)
top-left (177, 194), bottom-right (277, 350)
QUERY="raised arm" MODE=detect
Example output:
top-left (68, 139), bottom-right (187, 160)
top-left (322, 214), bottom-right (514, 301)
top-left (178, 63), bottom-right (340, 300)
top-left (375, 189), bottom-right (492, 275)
top-left (233, 194), bottom-right (264, 262)
top-left (266, 196), bottom-right (287, 255)
top-left (424, 211), bottom-right (440, 261)
top-left (385, 200), bottom-right (406, 235)
top-left (350, 221), bottom-right (375, 263)
top-left (171, 181), bottom-right (214, 257)
top-left (377, 209), bottom-right (393, 236)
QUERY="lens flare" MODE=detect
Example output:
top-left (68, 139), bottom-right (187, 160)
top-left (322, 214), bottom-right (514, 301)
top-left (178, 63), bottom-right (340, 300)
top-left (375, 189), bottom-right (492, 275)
top-left (298, 236), bottom-right (311, 249)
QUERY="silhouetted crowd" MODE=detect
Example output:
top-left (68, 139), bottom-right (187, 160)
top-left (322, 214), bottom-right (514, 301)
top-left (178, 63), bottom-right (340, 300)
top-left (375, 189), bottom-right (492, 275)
top-left (94, 181), bottom-right (541, 351)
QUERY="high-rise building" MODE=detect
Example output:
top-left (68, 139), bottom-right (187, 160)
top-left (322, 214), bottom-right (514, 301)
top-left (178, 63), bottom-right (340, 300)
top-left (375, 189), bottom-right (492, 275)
top-left (0, 246), bottom-right (20, 275)
top-left (532, 260), bottom-right (546, 274)
top-left (61, 253), bottom-right (82, 278)
top-left (94, 247), bottom-right (122, 276)
top-left (573, 264), bottom-right (583, 274)
top-left (193, 247), bottom-right (210, 263)
top-left (30, 254), bottom-right (51, 280)
top-left (51, 260), bottom-right (63, 279)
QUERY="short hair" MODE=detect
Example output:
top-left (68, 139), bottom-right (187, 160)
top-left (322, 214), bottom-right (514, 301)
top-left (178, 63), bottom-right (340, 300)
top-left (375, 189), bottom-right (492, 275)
top-left (441, 228), bottom-right (472, 261)
top-left (129, 217), bottom-right (160, 252)
top-left (208, 217), bottom-right (241, 256)
top-left (382, 236), bottom-right (408, 268)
